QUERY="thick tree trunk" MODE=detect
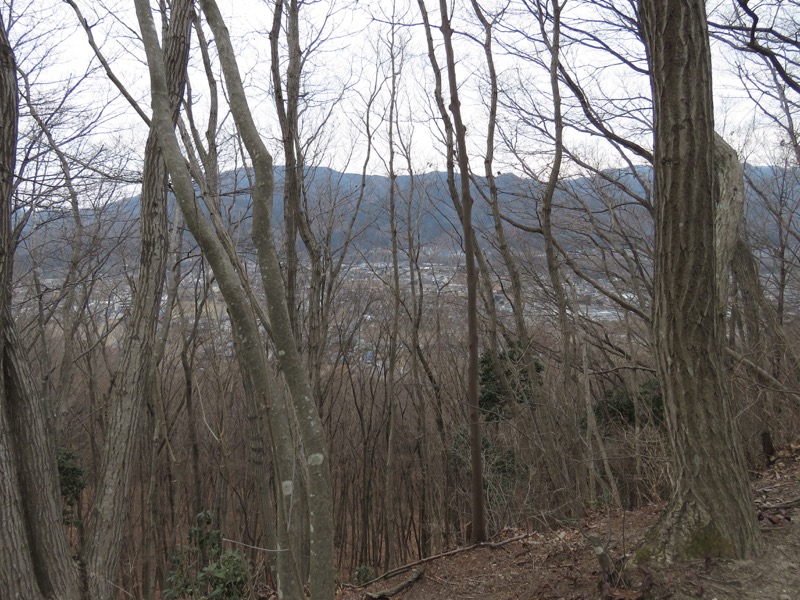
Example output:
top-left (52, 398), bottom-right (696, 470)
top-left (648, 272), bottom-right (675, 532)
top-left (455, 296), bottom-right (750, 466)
top-left (638, 0), bottom-right (760, 560)
top-left (0, 19), bottom-right (83, 600)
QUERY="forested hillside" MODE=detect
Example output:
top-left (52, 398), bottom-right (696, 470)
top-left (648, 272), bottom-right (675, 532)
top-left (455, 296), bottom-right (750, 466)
top-left (1, 1), bottom-right (799, 599)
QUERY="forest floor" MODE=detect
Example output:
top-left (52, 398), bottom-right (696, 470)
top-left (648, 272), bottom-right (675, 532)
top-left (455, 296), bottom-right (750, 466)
top-left (336, 441), bottom-right (800, 600)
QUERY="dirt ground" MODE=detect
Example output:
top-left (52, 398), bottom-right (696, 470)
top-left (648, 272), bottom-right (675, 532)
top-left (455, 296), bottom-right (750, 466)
top-left (336, 441), bottom-right (800, 600)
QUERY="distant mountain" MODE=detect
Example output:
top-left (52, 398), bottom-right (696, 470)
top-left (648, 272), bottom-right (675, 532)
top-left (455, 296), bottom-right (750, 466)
top-left (16, 162), bottom-right (799, 278)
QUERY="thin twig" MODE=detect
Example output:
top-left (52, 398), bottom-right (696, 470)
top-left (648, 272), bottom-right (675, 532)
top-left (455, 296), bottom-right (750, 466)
top-left (757, 496), bottom-right (800, 510)
top-left (222, 537), bottom-right (286, 553)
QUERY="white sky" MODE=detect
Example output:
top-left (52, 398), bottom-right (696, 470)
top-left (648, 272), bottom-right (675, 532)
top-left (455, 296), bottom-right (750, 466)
top-left (7, 0), bottom-right (795, 185)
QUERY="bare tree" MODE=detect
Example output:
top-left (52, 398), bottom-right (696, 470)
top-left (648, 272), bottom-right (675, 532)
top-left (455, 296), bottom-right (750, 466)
top-left (135, 0), bottom-right (335, 596)
top-left (417, 0), bottom-right (486, 544)
top-left (83, 2), bottom-right (193, 596)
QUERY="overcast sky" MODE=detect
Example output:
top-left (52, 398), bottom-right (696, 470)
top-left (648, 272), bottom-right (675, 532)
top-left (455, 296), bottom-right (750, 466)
top-left (7, 0), bottom-right (792, 184)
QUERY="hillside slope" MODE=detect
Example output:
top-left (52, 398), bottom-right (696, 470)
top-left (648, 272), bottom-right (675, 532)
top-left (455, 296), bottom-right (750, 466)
top-left (337, 442), bottom-right (800, 600)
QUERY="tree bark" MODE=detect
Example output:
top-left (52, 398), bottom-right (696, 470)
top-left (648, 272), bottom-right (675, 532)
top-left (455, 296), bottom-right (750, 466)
top-left (84, 2), bottom-right (192, 596)
top-left (198, 0), bottom-right (334, 596)
top-left (269, 0), bottom-right (302, 336)
top-left (638, 0), bottom-right (760, 560)
top-left (714, 133), bottom-right (746, 315)
top-left (0, 17), bottom-right (83, 600)
top-left (133, 3), bottom-right (307, 599)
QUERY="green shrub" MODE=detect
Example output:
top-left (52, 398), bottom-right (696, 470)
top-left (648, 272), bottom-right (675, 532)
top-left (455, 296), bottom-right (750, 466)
top-left (164, 512), bottom-right (248, 600)
top-left (478, 348), bottom-right (540, 421)
top-left (353, 564), bottom-right (375, 585)
top-left (57, 447), bottom-right (85, 526)
top-left (594, 378), bottom-right (663, 428)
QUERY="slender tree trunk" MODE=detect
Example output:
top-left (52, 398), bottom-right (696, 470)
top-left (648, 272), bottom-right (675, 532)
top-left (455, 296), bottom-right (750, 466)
top-left (639, 0), bottom-right (760, 560)
top-left (134, 3), bottom-right (307, 598)
top-left (397, 134), bottom-right (434, 557)
top-left (84, 3), bottom-right (192, 595)
top-left (270, 0), bottom-right (302, 334)
top-left (582, 341), bottom-right (621, 507)
top-left (537, 0), bottom-right (586, 510)
top-left (417, 0), bottom-right (486, 544)
top-left (382, 19), bottom-right (403, 569)
top-left (195, 2), bottom-right (335, 596)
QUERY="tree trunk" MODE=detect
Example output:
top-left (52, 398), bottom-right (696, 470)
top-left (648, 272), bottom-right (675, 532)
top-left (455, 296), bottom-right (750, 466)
top-left (269, 0), bottom-right (302, 336)
top-left (416, 0), bottom-right (486, 544)
top-left (714, 133), bottom-right (746, 315)
top-left (0, 18), bottom-right (83, 600)
top-left (134, 3), bottom-right (308, 598)
top-left (537, 0), bottom-right (585, 514)
top-left (198, 1), bottom-right (334, 596)
top-left (638, 0), bottom-right (760, 560)
top-left (84, 2), bottom-right (192, 595)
